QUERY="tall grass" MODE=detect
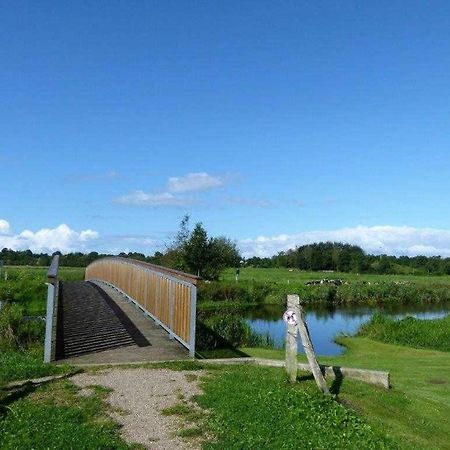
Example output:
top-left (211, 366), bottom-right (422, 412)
top-left (357, 313), bottom-right (450, 352)
top-left (198, 279), bottom-right (450, 307)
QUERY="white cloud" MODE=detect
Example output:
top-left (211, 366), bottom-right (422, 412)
top-left (0, 223), bottom-right (99, 253)
top-left (116, 191), bottom-right (195, 207)
top-left (0, 219), bottom-right (10, 234)
top-left (239, 225), bottom-right (450, 258)
top-left (168, 172), bottom-right (224, 193)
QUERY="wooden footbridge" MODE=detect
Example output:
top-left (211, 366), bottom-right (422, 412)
top-left (44, 256), bottom-right (199, 364)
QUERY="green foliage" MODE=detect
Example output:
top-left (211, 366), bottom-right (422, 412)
top-left (245, 242), bottom-right (450, 275)
top-left (165, 216), bottom-right (241, 279)
top-left (0, 268), bottom-right (78, 385)
top-left (183, 222), bottom-right (210, 276)
top-left (0, 304), bottom-right (45, 350)
top-left (0, 269), bottom-right (47, 315)
top-left (357, 313), bottom-right (450, 352)
top-left (197, 365), bottom-right (397, 449)
top-left (196, 313), bottom-right (274, 351)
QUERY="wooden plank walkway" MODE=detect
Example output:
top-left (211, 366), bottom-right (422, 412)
top-left (56, 281), bottom-right (188, 365)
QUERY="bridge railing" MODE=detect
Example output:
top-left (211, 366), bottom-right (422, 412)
top-left (85, 257), bottom-right (200, 357)
top-left (44, 254), bottom-right (60, 363)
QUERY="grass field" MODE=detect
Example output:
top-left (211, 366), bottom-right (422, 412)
top-left (222, 267), bottom-right (450, 285)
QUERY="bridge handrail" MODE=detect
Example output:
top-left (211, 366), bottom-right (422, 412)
top-left (85, 257), bottom-right (198, 357)
top-left (47, 254), bottom-right (60, 283)
top-left (98, 257), bottom-right (201, 286)
top-left (44, 255), bottom-right (60, 363)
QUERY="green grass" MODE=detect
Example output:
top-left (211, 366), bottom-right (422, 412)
top-left (197, 364), bottom-right (397, 449)
top-left (0, 380), bottom-right (141, 449)
top-left (241, 337), bottom-right (450, 449)
top-left (0, 347), bottom-right (70, 387)
top-left (0, 266), bottom-right (85, 315)
top-left (358, 313), bottom-right (450, 352)
top-left (222, 267), bottom-right (450, 285)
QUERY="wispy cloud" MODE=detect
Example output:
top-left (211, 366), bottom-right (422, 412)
top-left (239, 225), bottom-right (450, 258)
top-left (225, 196), bottom-right (274, 208)
top-left (168, 172), bottom-right (224, 193)
top-left (116, 172), bottom-right (225, 208)
top-left (0, 220), bottom-right (99, 253)
top-left (115, 191), bottom-right (196, 207)
top-left (64, 171), bottom-right (120, 183)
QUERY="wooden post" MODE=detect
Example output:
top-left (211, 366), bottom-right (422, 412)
top-left (297, 303), bottom-right (329, 394)
top-left (285, 295), bottom-right (299, 383)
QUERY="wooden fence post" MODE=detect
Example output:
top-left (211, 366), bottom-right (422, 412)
top-left (285, 295), bottom-right (299, 383)
top-left (297, 303), bottom-right (329, 394)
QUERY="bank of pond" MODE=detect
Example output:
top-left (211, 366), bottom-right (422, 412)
top-left (196, 302), bottom-right (450, 356)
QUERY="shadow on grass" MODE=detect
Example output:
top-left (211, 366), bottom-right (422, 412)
top-left (0, 383), bottom-right (35, 417)
top-left (195, 321), bottom-right (251, 359)
top-left (329, 367), bottom-right (344, 395)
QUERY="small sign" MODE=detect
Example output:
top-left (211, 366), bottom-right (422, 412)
top-left (283, 309), bottom-right (297, 326)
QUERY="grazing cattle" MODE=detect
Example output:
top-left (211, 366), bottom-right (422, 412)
top-left (305, 278), bottom-right (344, 286)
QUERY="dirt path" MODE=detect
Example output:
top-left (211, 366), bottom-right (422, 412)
top-left (71, 368), bottom-right (204, 450)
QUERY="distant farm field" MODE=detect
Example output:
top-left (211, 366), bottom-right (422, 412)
top-left (221, 267), bottom-right (450, 286)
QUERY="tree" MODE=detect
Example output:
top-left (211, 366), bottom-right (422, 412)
top-left (166, 217), bottom-right (241, 280)
top-left (205, 236), bottom-right (241, 280)
top-left (183, 223), bottom-right (210, 276)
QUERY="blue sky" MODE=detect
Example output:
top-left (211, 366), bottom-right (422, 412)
top-left (1, 1), bottom-right (450, 257)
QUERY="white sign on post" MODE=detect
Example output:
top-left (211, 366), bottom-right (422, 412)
top-left (283, 309), bottom-right (298, 327)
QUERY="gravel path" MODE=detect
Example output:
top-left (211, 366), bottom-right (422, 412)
top-left (72, 368), bottom-right (205, 450)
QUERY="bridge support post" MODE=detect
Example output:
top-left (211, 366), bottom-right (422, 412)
top-left (44, 255), bottom-right (60, 363)
top-left (189, 285), bottom-right (197, 358)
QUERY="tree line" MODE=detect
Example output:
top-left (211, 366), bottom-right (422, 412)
top-left (0, 216), bottom-right (241, 280)
top-left (246, 242), bottom-right (450, 275)
top-left (2, 224), bottom-right (449, 276)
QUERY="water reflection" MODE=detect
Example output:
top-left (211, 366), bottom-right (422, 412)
top-left (243, 303), bottom-right (450, 356)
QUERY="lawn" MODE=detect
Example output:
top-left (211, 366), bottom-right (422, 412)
top-left (242, 338), bottom-right (450, 449)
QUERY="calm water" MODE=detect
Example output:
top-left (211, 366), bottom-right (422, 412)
top-left (244, 303), bottom-right (450, 356)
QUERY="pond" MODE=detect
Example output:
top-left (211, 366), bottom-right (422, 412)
top-left (244, 303), bottom-right (450, 355)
